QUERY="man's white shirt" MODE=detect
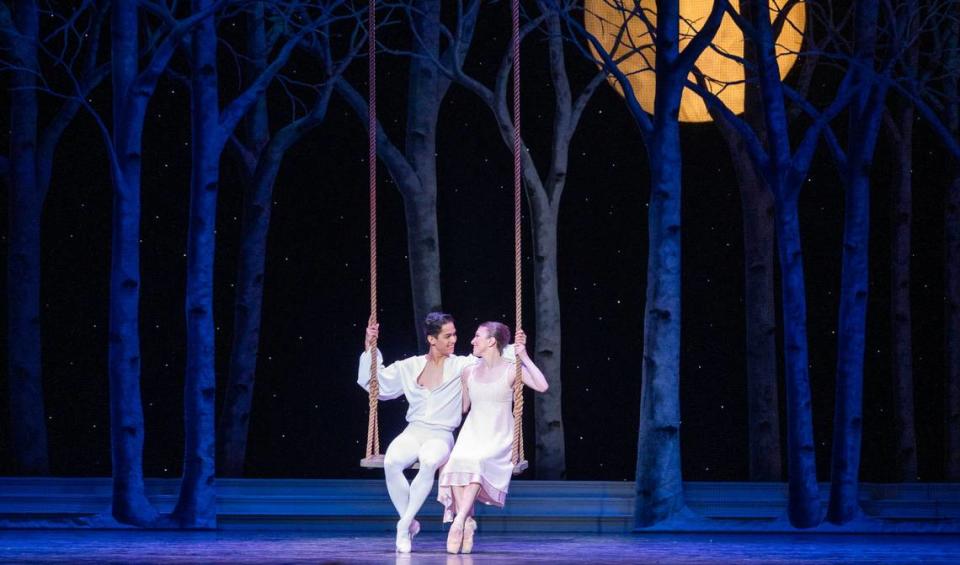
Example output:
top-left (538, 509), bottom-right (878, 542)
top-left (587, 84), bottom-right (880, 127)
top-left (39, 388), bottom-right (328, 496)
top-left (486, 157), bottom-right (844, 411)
top-left (357, 346), bottom-right (515, 432)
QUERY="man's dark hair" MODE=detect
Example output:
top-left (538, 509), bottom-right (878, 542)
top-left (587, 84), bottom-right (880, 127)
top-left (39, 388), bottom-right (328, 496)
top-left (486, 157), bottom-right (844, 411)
top-left (424, 312), bottom-right (455, 341)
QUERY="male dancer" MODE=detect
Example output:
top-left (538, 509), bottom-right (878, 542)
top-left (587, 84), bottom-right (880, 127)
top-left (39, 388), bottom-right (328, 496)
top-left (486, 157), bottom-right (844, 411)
top-left (359, 312), bottom-right (477, 553)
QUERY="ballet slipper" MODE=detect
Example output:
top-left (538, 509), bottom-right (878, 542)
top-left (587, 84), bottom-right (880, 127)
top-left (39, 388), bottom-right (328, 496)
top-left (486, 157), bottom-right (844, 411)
top-left (446, 521), bottom-right (464, 554)
top-left (460, 517), bottom-right (478, 554)
top-left (396, 523), bottom-right (412, 553)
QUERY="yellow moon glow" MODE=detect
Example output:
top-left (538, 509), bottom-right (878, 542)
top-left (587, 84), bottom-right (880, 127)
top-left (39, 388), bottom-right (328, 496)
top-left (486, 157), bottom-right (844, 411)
top-left (584, 0), bottom-right (806, 123)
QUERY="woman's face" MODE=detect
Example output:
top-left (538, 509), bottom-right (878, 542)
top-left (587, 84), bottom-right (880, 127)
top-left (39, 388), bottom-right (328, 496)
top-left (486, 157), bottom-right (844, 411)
top-left (471, 326), bottom-right (495, 357)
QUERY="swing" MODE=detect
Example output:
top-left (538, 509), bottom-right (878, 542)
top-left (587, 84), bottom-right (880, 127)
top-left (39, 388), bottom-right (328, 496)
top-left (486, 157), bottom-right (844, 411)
top-left (360, 0), bottom-right (529, 475)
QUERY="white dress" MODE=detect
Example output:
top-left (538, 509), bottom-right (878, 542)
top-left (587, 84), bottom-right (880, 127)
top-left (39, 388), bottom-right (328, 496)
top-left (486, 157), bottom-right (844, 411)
top-left (437, 361), bottom-right (516, 522)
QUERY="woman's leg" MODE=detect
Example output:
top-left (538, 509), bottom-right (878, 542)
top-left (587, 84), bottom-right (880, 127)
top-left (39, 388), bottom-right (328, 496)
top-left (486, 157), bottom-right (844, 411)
top-left (451, 485), bottom-right (467, 519)
top-left (447, 482), bottom-right (480, 553)
top-left (452, 483), bottom-right (481, 528)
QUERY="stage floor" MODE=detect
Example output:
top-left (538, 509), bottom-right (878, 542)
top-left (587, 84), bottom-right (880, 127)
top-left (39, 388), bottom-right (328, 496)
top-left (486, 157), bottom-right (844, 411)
top-left (0, 531), bottom-right (958, 564)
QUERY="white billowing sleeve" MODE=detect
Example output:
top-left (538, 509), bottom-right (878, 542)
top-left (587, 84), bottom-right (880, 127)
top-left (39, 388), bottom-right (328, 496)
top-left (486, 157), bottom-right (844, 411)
top-left (357, 348), bottom-right (405, 400)
top-left (449, 353), bottom-right (479, 377)
top-left (446, 348), bottom-right (512, 378)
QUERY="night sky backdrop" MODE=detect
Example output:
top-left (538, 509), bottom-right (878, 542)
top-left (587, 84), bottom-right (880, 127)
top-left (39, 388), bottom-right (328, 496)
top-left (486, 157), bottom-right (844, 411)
top-left (0, 2), bottom-right (953, 482)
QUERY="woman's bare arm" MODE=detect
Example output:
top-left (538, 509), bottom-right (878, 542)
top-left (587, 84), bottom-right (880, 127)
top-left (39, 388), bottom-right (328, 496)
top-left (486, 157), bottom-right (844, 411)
top-left (514, 330), bottom-right (549, 392)
top-left (461, 367), bottom-right (472, 413)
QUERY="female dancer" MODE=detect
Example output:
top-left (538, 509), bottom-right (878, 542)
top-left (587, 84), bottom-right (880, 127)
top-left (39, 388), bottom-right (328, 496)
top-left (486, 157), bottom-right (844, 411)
top-left (437, 322), bottom-right (549, 553)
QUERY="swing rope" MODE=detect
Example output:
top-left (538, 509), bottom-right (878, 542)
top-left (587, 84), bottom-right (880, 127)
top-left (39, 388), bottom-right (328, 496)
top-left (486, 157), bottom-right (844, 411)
top-left (509, 0), bottom-right (526, 471)
top-left (363, 0), bottom-right (381, 465)
top-left (362, 0), bottom-right (526, 473)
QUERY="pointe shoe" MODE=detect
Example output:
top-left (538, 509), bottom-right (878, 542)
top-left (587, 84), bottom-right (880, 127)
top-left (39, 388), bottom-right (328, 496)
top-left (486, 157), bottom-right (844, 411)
top-left (461, 517), bottom-right (478, 554)
top-left (409, 519), bottom-right (421, 539)
top-left (446, 522), bottom-right (464, 554)
top-left (396, 524), bottom-right (412, 553)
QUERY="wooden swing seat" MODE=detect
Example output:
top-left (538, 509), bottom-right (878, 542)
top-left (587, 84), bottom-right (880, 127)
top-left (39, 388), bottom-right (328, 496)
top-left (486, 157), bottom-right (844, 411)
top-left (511, 459), bottom-right (529, 474)
top-left (362, 454), bottom-right (528, 475)
top-left (360, 454), bottom-right (420, 470)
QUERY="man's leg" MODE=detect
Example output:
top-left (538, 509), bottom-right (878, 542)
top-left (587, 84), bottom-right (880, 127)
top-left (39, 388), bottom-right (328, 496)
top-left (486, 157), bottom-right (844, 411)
top-left (383, 429), bottom-right (421, 518)
top-left (398, 438), bottom-right (452, 530)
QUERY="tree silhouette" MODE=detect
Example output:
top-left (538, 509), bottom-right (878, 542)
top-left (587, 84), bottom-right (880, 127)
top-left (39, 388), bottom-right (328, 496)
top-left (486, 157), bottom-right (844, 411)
top-left (335, 0), bottom-right (479, 348)
top-left (172, 0), bottom-right (348, 526)
top-left (687, 0), bottom-right (866, 527)
top-left (554, 0), bottom-right (727, 526)
top-left (414, 0), bottom-right (608, 479)
top-left (0, 0), bottom-right (109, 476)
top-left (218, 0), bottom-right (364, 477)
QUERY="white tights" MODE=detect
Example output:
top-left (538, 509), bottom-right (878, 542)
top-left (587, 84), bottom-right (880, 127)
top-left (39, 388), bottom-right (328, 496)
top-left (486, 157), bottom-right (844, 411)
top-left (383, 423), bottom-right (454, 530)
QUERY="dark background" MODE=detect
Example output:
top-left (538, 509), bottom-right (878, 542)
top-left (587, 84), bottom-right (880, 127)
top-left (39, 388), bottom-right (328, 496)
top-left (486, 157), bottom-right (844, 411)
top-left (0, 2), bottom-right (951, 482)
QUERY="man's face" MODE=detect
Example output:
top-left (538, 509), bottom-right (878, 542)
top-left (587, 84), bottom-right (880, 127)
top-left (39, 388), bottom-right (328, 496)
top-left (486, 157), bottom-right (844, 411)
top-left (428, 322), bottom-right (457, 356)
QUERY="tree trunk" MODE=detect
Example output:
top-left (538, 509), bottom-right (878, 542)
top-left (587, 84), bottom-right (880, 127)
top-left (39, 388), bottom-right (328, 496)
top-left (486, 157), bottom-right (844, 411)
top-left (216, 2), bottom-right (329, 477)
top-left (332, 76), bottom-right (442, 341)
top-left (724, 0), bottom-right (781, 481)
top-left (241, 2), bottom-right (269, 158)
top-left (827, 169), bottom-right (870, 524)
top-left (739, 157), bottom-right (781, 481)
top-left (6, 0), bottom-right (49, 475)
top-left (629, 0), bottom-right (729, 525)
top-left (746, 0), bottom-right (821, 527)
top-left (218, 0), bottom-right (271, 478)
top-left (947, 168), bottom-right (960, 479)
top-left (108, 0), bottom-right (158, 526)
top-left (219, 156), bottom-right (276, 478)
top-left (402, 0), bottom-right (445, 346)
top-left (773, 195), bottom-right (820, 528)
top-left (401, 188), bottom-right (443, 339)
top-left (634, 120), bottom-right (684, 527)
top-left (946, 18), bottom-right (960, 480)
top-left (108, 174), bottom-right (156, 526)
top-left (828, 2), bottom-right (884, 522)
top-left (713, 117), bottom-right (781, 481)
top-left (173, 0), bottom-right (219, 528)
top-left (530, 205), bottom-right (565, 479)
top-left (890, 107), bottom-right (918, 482)
top-left (334, 0), bottom-right (453, 348)
top-left (448, 6), bottom-right (579, 479)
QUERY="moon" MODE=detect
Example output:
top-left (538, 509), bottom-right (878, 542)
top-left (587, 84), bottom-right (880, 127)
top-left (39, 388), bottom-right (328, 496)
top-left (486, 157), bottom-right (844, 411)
top-left (584, 0), bottom-right (806, 123)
